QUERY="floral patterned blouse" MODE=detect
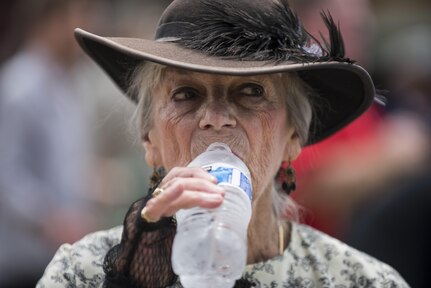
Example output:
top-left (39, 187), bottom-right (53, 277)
top-left (37, 222), bottom-right (409, 287)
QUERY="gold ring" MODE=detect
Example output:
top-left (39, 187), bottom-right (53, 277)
top-left (152, 187), bottom-right (164, 198)
top-left (140, 207), bottom-right (157, 223)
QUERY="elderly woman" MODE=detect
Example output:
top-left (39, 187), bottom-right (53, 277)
top-left (38, 0), bottom-right (408, 287)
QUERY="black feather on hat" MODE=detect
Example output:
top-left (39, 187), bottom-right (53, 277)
top-left (170, 0), bottom-right (351, 63)
top-left (74, 0), bottom-right (376, 145)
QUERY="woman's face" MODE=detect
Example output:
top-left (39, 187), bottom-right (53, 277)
top-left (144, 68), bottom-right (301, 195)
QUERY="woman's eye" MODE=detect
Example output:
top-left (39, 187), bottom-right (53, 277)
top-left (238, 83), bottom-right (264, 97)
top-left (172, 88), bottom-right (198, 101)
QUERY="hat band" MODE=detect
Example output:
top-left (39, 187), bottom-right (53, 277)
top-left (155, 22), bottom-right (195, 42)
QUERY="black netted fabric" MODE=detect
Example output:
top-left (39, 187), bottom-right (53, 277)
top-left (103, 191), bottom-right (177, 288)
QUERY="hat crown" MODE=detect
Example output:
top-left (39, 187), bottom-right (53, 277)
top-left (156, 0), bottom-right (255, 35)
top-left (155, 0), bottom-right (267, 40)
top-left (154, 0), bottom-right (349, 64)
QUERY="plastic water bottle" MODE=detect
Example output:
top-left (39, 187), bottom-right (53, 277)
top-left (172, 142), bottom-right (253, 288)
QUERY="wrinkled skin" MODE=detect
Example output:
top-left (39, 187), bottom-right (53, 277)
top-left (142, 68), bottom-right (301, 263)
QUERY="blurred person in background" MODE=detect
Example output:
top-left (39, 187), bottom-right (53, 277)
top-left (289, 0), bottom-right (428, 242)
top-left (289, 0), bottom-right (386, 237)
top-left (289, 0), bottom-right (430, 285)
top-left (0, 0), bottom-right (100, 286)
top-left (0, 1), bottom-right (176, 286)
top-left (346, 1), bottom-right (431, 286)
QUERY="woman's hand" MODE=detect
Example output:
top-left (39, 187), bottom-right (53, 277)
top-left (142, 167), bottom-right (225, 222)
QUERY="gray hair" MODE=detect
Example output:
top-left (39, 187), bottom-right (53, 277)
top-left (129, 62), bottom-right (315, 221)
top-left (128, 62), bottom-right (167, 140)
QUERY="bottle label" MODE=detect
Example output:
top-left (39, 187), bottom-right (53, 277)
top-left (204, 165), bottom-right (252, 201)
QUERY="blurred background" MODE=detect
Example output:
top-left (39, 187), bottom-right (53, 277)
top-left (0, 0), bottom-right (429, 287)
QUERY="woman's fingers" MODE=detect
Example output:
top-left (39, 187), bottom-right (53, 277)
top-left (142, 167), bottom-right (224, 222)
top-left (145, 189), bottom-right (224, 221)
top-left (162, 176), bottom-right (224, 197)
top-left (160, 167), bottom-right (217, 186)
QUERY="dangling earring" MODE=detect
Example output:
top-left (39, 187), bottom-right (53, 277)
top-left (277, 160), bottom-right (296, 195)
top-left (150, 167), bottom-right (166, 189)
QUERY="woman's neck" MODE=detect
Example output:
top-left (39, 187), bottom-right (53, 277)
top-left (246, 186), bottom-right (288, 264)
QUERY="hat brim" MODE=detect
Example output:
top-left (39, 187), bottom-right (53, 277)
top-left (75, 28), bottom-right (375, 145)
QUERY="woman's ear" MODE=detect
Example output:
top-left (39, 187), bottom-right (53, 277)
top-left (283, 130), bottom-right (302, 161)
top-left (142, 129), bottom-right (162, 168)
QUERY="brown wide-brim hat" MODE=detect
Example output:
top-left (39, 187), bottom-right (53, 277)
top-left (75, 0), bottom-right (376, 145)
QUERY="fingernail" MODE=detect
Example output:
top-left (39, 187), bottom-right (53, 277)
top-left (141, 206), bottom-right (158, 223)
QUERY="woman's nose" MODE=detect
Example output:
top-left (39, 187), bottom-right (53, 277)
top-left (198, 100), bottom-right (236, 130)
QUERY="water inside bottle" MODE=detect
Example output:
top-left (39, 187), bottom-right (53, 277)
top-left (173, 216), bottom-right (246, 288)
